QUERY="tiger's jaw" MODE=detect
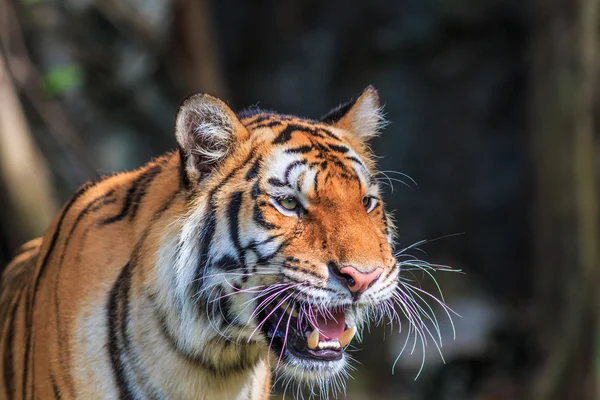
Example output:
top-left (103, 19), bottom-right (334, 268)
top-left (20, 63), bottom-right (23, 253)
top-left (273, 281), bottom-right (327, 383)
top-left (257, 296), bottom-right (366, 382)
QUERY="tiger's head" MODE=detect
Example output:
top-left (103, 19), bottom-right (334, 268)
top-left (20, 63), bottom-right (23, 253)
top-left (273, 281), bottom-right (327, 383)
top-left (169, 86), bottom-right (399, 393)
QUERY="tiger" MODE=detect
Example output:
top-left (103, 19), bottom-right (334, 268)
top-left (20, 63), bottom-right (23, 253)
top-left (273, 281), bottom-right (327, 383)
top-left (0, 86), bottom-right (402, 399)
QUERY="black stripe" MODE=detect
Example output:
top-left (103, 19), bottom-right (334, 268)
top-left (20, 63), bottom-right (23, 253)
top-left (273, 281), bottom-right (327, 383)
top-left (210, 151), bottom-right (256, 197)
top-left (319, 128), bottom-right (341, 141)
top-left (50, 374), bottom-right (61, 400)
top-left (228, 192), bottom-right (244, 257)
top-left (284, 160), bottom-right (307, 182)
top-left (148, 288), bottom-right (262, 377)
top-left (250, 120), bottom-right (283, 130)
top-left (191, 151), bottom-right (256, 304)
top-left (331, 157), bottom-right (350, 173)
top-left (126, 166), bottom-right (160, 220)
top-left (320, 98), bottom-right (358, 124)
top-left (272, 124), bottom-right (311, 145)
top-left (285, 145), bottom-right (313, 154)
top-left (369, 174), bottom-right (378, 186)
top-left (102, 165), bottom-right (162, 225)
top-left (245, 157), bottom-right (262, 181)
top-left (217, 295), bottom-right (237, 329)
top-left (151, 304), bottom-right (219, 375)
top-left (242, 113), bottom-right (271, 126)
top-left (245, 234), bottom-right (283, 258)
top-left (54, 189), bottom-right (116, 397)
top-left (313, 170), bottom-right (321, 194)
top-left (281, 275), bottom-right (336, 292)
top-left (328, 144), bottom-right (349, 154)
top-left (267, 178), bottom-right (288, 188)
top-left (191, 207), bottom-right (215, 301)
top-left (296, 171), bottom-right (306, 192)
top-left (251, 181), bottom-right (262, 199)
top-left (178, 146), bottom-right (191, 189)
top-left (213, 255), bottom-right (241, 272)
top-left (253, 203), bottom-right (277, 230)
top-left (153, 304), bottom-right (260, 377)
top-left (24, 178), bottom-right (99, 399)
top-left (61, 190), bottom-right (116, 261)
top-left (356, 173), bottom-right (363, 191)
top-left (305, 129), bottom-right (327, 140)
top-left (107, 262), bottom-right (136, 400)
top-left (3, 288), bottom-right (23, 399)
top-left (284, 263), bottom-right (327, 281)
top-left (345, 155), bottom-right (367, 171)
top-left (256, 239), bottom-right (290, 264)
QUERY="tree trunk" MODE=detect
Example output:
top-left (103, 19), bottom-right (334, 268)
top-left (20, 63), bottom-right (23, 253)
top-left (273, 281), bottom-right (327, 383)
top-left (530, 0), bottom-right (600, 398)
top-left (0, 51), bottom-right (58, 255)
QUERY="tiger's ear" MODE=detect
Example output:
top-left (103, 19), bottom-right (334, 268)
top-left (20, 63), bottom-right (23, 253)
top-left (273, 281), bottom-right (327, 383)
top-left (320, 86), bottom-right (384, 141)
top-left (175, 93), bottom-right (248, 183)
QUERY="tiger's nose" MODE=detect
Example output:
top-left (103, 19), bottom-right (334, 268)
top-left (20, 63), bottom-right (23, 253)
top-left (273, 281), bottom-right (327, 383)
top-left (338, 266), bottom-right (384, 294)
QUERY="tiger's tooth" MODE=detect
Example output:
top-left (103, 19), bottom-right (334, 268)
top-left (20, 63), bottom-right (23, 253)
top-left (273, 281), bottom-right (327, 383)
top-left (307, 329), bottom-right (319, 349)
top-left (317, 340), bottom-right (341, 350)
top-left (339, 326), bottom-right (357, 347)
top-left (280, 302), bottom-right (299, 318)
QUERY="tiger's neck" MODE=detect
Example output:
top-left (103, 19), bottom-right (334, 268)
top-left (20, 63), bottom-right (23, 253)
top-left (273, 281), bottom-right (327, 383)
top-left (95, 154), bottom-right (270, 399)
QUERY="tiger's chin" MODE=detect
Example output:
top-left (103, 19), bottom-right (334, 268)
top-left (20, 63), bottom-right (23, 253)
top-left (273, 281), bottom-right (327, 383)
top-left (258, 297), bottom-right (364, 384)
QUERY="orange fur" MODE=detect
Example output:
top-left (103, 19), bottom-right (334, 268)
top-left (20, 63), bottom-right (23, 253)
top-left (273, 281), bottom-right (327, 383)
top-left (0, 87), bottom-right (398, 399)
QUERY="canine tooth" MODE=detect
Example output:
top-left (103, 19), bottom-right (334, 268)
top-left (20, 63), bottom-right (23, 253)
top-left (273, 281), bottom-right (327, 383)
top-left (307, 329), bottom-right (319, 349)
top-left (339, 326), bottom-right (357, 347)
top-left (280, 302), bottom-right (298, 317)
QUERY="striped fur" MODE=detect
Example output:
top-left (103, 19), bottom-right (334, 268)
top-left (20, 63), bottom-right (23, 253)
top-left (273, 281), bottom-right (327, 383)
top-left (0, 86), bottom-right (399, 399)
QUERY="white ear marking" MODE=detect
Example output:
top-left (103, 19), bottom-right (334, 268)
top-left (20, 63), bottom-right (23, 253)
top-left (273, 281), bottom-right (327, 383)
top-left (324, 86), bottom-right (387, 142)
top-left (175, 94), bottom-right (247, 182)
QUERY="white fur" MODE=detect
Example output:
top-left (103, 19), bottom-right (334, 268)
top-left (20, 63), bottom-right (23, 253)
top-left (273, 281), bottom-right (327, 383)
top-left (176, 96), bottom-right (239, 179)
top-left (347, 95), bottom-right (387, 140)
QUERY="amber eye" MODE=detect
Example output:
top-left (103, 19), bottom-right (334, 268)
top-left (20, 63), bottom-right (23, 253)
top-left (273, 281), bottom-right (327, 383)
top-left (280, 196), bottom-right (298, 210)
top-left (362, 196), bottom-right (377, 212)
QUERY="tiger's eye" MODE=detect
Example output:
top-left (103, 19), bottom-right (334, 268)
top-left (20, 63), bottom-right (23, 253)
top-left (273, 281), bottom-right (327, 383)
top-left (281, 197), bottom-right (298, 210)
top-left (362, 196), bottom-right (376, 212)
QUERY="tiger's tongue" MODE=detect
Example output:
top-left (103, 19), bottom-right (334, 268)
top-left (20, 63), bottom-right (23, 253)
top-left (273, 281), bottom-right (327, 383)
top-left (313, 309), bottom-right (346, 340)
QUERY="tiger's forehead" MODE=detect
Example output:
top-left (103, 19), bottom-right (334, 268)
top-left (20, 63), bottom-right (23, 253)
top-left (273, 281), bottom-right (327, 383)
top-left (238, 111), bottom-right (378, 199)
top-left (241, 112), bottom-right (327, 138)
top-left (239, 112), bottom-right (359, 155)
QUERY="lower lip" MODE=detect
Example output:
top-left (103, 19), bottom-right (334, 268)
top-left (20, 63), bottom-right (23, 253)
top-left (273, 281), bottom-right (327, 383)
top-left (287, 340), bottom-right (344, 362)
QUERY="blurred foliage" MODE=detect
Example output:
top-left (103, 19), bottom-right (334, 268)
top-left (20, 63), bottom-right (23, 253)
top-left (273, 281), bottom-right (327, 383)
top-left (42, 64), bottom-right (84, 95)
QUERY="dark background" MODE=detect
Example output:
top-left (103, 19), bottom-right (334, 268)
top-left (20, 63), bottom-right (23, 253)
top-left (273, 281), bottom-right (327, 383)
top-left (1, 0), bottom-right (598, 399)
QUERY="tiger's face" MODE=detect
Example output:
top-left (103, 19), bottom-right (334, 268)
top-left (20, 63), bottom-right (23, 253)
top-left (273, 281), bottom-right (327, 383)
top-left (174, 87), bottom-right (398, 390)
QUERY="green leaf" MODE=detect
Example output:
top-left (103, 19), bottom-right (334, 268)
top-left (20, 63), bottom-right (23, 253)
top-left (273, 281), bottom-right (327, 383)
top-left (42, 65), bottom-right (84, 95)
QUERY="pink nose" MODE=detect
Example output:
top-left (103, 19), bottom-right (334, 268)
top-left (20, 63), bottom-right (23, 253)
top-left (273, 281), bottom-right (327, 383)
top-left (339, 266), bottom-right (384, 294)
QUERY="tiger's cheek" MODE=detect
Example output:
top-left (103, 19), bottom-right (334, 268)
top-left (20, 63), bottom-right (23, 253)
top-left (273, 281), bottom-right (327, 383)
top-left (293, 219), bottom-right (306, 238)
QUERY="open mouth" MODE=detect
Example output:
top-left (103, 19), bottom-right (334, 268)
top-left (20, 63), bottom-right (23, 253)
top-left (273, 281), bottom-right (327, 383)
top-left (259, 296), bottom-right (357, 362)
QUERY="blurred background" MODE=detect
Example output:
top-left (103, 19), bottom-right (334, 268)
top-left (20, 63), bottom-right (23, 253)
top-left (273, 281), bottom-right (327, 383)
top-left (0, 0), bottom-right (598, 399)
